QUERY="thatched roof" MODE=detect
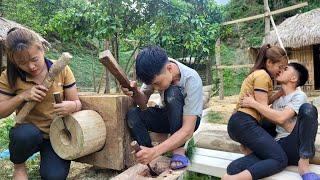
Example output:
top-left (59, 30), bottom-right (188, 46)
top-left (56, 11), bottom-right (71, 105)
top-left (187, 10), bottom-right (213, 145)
top-left (0, 17), bottom-right (50, 47)
top-left (264, 8), bottom-right (320, 48)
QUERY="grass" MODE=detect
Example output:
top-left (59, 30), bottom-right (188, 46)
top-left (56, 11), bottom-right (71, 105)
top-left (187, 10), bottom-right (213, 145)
top-left (0, 117), bottom-right (14, 151)
top-left (45, 42), bottom-right (104, 90)
top-left (0, 157), bottom-right (40, 180)
top-left (212, 67), bottom-right (249, 96)
top-left (0, 117), bottom-right (40, 179)
top-left (184, 172), bottom-right (220, 180)
top-left (207, 111), bottom-right (224, 124)
top-left (45, 42), bottom-right (135, 91)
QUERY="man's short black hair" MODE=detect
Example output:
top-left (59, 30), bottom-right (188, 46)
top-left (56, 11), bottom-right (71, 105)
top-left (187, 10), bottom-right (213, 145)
top-left (288, 62), bottom-right (309, 87)
top-left (136, 46), bottom-right (168, 84)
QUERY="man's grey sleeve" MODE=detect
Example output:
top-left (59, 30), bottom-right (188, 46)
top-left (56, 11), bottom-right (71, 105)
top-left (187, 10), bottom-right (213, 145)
top-left (183, 74), bottom-right (203, 116)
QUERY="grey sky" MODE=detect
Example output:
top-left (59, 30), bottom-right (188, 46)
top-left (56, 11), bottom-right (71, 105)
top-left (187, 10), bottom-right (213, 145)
top-left (216, 0), bottom-right (230, 5)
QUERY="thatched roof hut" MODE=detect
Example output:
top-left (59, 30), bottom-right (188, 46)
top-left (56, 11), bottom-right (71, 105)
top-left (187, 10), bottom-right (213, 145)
top-left (264, 8), bottom-right (320, 48)
top-left (251, 8), bottom-right (320, 93)
top-left (0, 17), bottom-right (50, 72)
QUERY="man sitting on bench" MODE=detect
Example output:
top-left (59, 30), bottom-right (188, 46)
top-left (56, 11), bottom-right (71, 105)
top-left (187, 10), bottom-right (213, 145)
top-left (224, 63), bottom-right (319, 180)
top-left (122, 46), bottom-right (203, 169)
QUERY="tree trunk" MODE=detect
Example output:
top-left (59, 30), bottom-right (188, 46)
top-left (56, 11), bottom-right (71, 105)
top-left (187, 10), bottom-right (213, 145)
top-left (132, 50), bottom-right (138, 81)
top-left (110, 34), bottom-right (120, 93)
top-left (92, 50), bottom-right (96, 92)
top-left (206, 56), bottom-right (213, 85)
top-left (215, 38), bottom-right (224, 100)
top-left (104, 40), bottom-right (110, 94)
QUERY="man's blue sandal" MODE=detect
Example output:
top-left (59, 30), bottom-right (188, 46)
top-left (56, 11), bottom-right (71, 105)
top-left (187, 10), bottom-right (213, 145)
top-left (302, 172), bottom-right (320, 180)
top-left (170, 154), bottom-right (190, 170)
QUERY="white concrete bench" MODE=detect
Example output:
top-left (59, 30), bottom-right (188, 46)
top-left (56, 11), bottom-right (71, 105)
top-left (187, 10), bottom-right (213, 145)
top-left (188, 148), bottom-right (320, 179)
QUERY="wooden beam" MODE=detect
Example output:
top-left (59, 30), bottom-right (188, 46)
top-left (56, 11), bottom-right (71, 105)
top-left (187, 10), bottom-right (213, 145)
top-left (188, 148), bottom-right (320, 179)
top-left (75, 94), bottom-right (135, 170)
top-left (222, 2), bottom-right (308, 25)
top-left (216, 64), bottom-right (253, 70)
top-left (194, 129), bottom-right (320, 164)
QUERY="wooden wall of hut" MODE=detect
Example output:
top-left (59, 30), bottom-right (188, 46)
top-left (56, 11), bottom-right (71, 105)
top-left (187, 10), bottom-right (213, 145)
top-left (289, 45), bottom-right (314, 92)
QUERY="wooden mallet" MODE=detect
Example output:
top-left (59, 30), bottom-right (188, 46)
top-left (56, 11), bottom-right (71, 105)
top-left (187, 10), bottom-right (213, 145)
top-left (99, 50), bottom-right (147, 110)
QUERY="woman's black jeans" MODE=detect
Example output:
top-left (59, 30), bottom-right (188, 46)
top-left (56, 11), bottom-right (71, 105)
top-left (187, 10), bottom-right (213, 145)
top-left (126, 85), bottom-right (200, 147)
top-left (227, 111), bottom-right (288, 180)
top-left (9, 123), bottom-right (70, 180)
top-left (227, 103), bottom-right (318, 179)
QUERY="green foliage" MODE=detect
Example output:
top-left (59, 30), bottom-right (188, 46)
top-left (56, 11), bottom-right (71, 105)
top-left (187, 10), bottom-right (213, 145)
top-left (3, 0), bottom-right (62, 35)
top-left (186, 137), bottom-right (196, 160)
top-left (224, 0), bottom-right (320, 47)
top-left (45, 42), bottom-right (104, 89)
top-left (213, 67), bottom-right (249, 96)
top-left (0, 157), bottom-right (40, 179)
top-left (0, 117), bottom-right (14, 151)
top-left (184, 171), bottom-right (220, 180)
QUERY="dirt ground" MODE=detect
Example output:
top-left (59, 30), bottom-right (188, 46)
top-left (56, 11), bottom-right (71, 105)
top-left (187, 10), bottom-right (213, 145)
top-left (68, 162), bottom-right (121, 179)
top-left (206, 95), bottom-right (238, 124)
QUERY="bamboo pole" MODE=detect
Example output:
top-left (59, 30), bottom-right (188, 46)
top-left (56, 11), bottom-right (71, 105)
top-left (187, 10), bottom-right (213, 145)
top-left (217, 64), bottom-right (253, 69)
top-left (222, 2), bottom-right (308, 25)
top-left (215, 38), bottom-right (224, 100)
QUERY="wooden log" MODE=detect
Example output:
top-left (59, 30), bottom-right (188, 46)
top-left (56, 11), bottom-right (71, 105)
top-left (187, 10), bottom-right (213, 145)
top-left (194, 129), bottom-right (320, 164)
top-left (189, 148), bottom-right (320, 179)
top-left (75, 94), bottom-right (135, 170)
top-left (112, 156), bottom-right (186, 180)
top-left (15, 52), bottom-right (72, 123)
top-left (50, 110), bottom-right (106, 160)
top-left (99, 50), bottom-right (147, 110)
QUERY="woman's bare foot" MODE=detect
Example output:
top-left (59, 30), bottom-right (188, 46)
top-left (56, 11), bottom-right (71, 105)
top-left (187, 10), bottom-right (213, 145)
top-left (13, 163), bottom-right (28, 180)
